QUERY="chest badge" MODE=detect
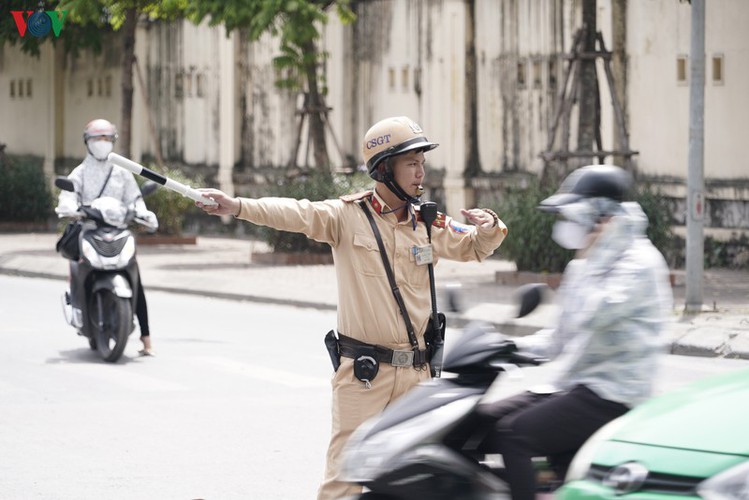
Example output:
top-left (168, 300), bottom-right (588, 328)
top-left (412, 244), bottom-right (434, 266)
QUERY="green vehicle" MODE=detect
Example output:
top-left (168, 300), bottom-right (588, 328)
top-left (556, 366), bottom-right (749, 500)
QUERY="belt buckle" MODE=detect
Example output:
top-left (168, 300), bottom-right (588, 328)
top-left (391, 349), bottom-right (414, 367)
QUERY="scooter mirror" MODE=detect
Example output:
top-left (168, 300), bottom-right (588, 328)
top-left (140, 180), bottom-right (160, 197)
top-left (515, 283), bottom-right (548, 318)
top-left (55, 176), bottom-right (75, 192)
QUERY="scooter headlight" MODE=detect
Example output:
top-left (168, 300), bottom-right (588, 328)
top-left (341, 396), bottom-right (479, 483)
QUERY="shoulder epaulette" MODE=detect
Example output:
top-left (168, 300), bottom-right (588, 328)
top-left (433, 212), bottom-right (447, 228)
top-left (416, 210), bottom-right (446, 228)
top-left (340, 190), bottom-right (373, 203)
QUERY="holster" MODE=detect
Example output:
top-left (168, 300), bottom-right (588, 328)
top-left (324, 330), bottom-right (341, 372)
top-left (424, 312), bottom-right (446, 377)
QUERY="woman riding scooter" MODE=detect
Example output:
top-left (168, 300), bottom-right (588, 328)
top-left (56, 118), bottom-right (158, 356)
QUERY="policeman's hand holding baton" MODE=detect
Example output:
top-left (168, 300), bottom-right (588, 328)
top-left (194, 188), bottom-right (242, 217)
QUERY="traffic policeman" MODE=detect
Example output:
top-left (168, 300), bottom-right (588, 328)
top-left (196, 116), bottom-right (508, 499)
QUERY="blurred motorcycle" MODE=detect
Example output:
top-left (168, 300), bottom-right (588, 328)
top-left (341, 284), bottom-right (549, 500)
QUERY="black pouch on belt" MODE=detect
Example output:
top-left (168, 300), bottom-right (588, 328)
top-left (324, 330), bottom-right (341, 372)
top-left (353, 346), bottom-right (379, 388)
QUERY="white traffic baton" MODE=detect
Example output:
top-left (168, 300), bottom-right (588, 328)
top-left (108, 153), bottom-right (217, 206)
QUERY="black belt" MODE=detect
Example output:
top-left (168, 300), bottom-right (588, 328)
top-left (338, 333), bottom-right (429, 368)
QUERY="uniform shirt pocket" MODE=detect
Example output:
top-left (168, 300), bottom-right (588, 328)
top-left (401, 244), bottom-right (429, 289)
top-left (352, 232), bottom-right (386, 277)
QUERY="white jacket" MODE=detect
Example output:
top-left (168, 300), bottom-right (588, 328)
top-left (57, 154), bottom-right (147, 215)
top-left (515, 202), bottom-right (673, 407)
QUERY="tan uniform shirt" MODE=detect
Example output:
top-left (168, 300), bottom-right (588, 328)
top-left (236, 189), bottom-right (507, 349)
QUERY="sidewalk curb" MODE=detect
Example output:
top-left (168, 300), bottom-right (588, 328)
top-left (2, 232), bottom-right (748, 361)
top-left (0, 266), bottom-right (337, 312)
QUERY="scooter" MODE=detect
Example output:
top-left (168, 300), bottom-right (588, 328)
top-left (55, 177), bottom-right (158, 362)
top-left (341, 284), bottom-right (549, 500)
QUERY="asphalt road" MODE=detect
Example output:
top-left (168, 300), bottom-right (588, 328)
top-left (1, 275), bottom-right (747, 500)
top-left (0, 275), bottom-right (334, 500)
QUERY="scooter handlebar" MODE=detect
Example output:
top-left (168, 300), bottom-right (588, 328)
top-left (134, 211), bottom-right (159, 231)
top-left (508, 351), bottom-right (548, 366)
top-left (56, 209), bottom-right (83, 219)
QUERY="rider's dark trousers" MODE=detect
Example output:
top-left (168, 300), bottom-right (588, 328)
top-left (480, 385), bottom-right (628, 500)
top-left (135, 278), bottom-right (150, 336)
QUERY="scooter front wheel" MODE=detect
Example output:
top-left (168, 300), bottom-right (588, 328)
top-left (89, 289), bottom-right (132, 362)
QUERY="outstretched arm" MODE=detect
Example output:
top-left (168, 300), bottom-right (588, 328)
top-left (195, 188), bottom-right (241, 217)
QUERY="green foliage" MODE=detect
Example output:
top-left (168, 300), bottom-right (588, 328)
top-left (60, 0), bottom-right (190, 28)
top-left (0, 154), bottom-right (52, 223)
top-left (0, 0), bottom-right (185, 57)
top-left (138, 167), bottom-right (203, 236)
top-left (493, 179), bottom-right (574, 273)
top-left (187, 0), bottom-right (355, 92)
top-left (704, 233), bottom-right (749, 269)
top-left (633, 183), bottom-right (678, 266)
top-left (260, 170), bottom-right (370, 253)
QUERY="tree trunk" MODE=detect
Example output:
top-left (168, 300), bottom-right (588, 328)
top-left (119, 8), bottom-right (137, 159)
top-left (577, 0), bottom-right (598, 164)
top-left (464, 0), bottom-right (481, 178)
top-left (238, 28), bottom-right (253, 170)
top-left (611, 0), bottom-right (628, 168)
top-left (301, 39), bottom-right (331, 171)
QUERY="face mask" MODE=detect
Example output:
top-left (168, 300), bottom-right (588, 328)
top-left (552, 220), bottom-right (591, 250)
top-left (88, 140), bottom-right (113, 161)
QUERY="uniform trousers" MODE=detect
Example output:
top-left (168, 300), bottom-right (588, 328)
top-left (317, 357), bottom-right (430, 500)
top-left (479, 385), bottom-right (629, 500)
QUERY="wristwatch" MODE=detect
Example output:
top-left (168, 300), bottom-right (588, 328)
top-left (480, 208), bottom-right (499, 228)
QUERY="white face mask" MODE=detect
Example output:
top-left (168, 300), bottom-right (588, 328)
top-left (552, 220), bottom-right (591, 250)
top-left (88, 140), bottom-right (113, 161)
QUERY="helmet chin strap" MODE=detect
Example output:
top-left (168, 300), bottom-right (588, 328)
top-left (382, 168), bottom-right (422, 205)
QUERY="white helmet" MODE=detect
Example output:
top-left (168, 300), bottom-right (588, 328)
top-left (362, 116), bottom-right (438, 202)
top-left (362, 116), bottom-right (438, 180)
top-left (83, 118), bottom-right (118, 144)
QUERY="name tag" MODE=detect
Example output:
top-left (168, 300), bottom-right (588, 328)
top-left (412, 244), bottom-right (434, 266)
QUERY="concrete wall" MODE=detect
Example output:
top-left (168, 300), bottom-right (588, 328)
top-left (628, 0), bottom-right (749, 180)
top-left (1, 0), bottom-right (747, 229)
top-left (1, 44), bottom-right (55, 156)
top-left (473, 0), bottom-right (571, 174)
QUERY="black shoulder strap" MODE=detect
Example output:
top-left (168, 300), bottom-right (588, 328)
top-left (358, 200), bottom-right (419, 351)
top-left (96, 166), bottom-right (114, 198)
